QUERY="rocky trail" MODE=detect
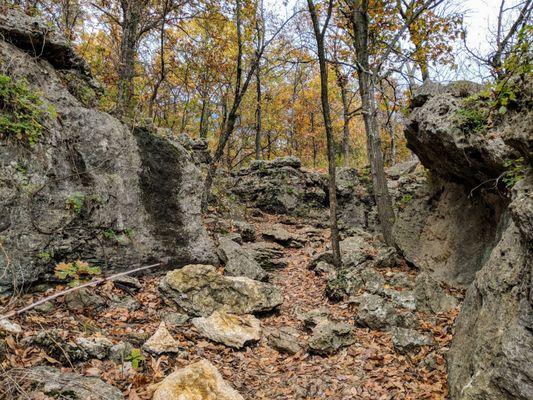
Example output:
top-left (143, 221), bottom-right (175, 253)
top-left (1, 213), bottom-right (460, 399)
top-left (0, 9), bottom-right (531, 400)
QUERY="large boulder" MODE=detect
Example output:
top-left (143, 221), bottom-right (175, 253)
top-left (153, 359), bottom-right (244, 400)
top-left (404, 78), bottom-right (533, 399)
top-left (0, 11), bottom-right (216, 293)
top-left (448, 182), bottom-right (533, 400)
top-left (231, 157), bottom-right (327, 216)
top-left (159, 264), bottom-right (283, 316)
top-left (405, 81), bottom-right (515, 186)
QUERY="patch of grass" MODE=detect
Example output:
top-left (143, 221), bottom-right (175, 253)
top-left (0, 74), bottom-right (54, 146)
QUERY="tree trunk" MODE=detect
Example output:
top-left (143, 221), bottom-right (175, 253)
top-left (307, 0), bottom-right (342, 268)
top-left (334, 68), bottom-right (351, 167)
top-left (255, 61), bottom-right (262, 159)
top-left (116, 0), bottom-right (144, 120)
top-left (350, 1), bottom-right (396, 246)
top-left (199, 92), bottom-right (210, 139)
top-left (201, 0), bottom-right (259, 212)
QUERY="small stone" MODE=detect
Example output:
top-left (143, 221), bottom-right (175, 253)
top-left (192, 311), bottom-right (261, 349)
top-left (266, 326), bottom-right (302, 355)
top-left (34, 301), bottom-right (55, 313)
top-left (298, 307), bottom-right (331, 329)
top-left (388, 272), bottom-right (414, 289)
top-left (391, 327), bottom-right (434, 354)
top-left (315, 261), bottom-right (335, 276)
top-left (233, 220), bottom-right (256, 242)
top-left (142, 322), bottom-right (180, 354)
top-left (153, 359), bottom-right (244, 400)
top-left (108, 341), bottom-right (134, 363)
top-left (355, 293), bottom-right (400, 330)
top-left (308, 319), bottom-right (356, 355)
top-left (109, 295), bottom-right (141, 311)
top-left (0, 319), bottom-right (22, 336)
top-left (64, 287), bottom-right (106, 312)
top-left (262, 225), bottom-right (304, 248)
top-left (112, 275), bottom-right (142, 291)
top-left (75, 336), bottom-right (113, 360)
top-left (161, 311), bottom-right (190, 327)
top-left (386, 289), bottom-right (417, 310)
top-left (217, 237), bottom-right (267, 281)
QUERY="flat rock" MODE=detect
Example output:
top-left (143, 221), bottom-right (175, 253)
top-left (262, 225), bottom-right (304, 247)
top-left (217, 237), bottom-right (267, 281)
top-left (242, 241), bottom-right (288, 270)
top-left (385, 289), bottom-right (417, 311)
top-left (391, 327), bottom-right (434, 354)
top-left (159, 264), bottom-right (283, 317)
top-left (192, 311), bottom-right (261, 349)
top-left (13, 366), bottom-right (124, 400)
top-left (142, 322), bottom-right (180, 354)
top-left (153, 359), bottom-right (244, 400)
top-left (75, 336), bottom-right (113, 360)
top-left (266, 326), bottom-right (302, 355)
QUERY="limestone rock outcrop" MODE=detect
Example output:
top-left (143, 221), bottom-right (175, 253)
top-left (403, 79), bottom-right (532, 399)
top-left (0, 11), bottom-right (216, 293)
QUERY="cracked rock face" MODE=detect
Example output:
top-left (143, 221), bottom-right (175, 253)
top-left (153, 359), bottom-right (244, 400)
top-left (159, 264), bottom-right (283, 317)
top-left (404, 78), bottom-right (533, 400)
top-left (192, 311), bottom-right (261, 349)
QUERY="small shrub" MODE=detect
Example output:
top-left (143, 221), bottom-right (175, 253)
top-left (54, 260), bottom-right (101, 287)
top-left (0, 74), bottom-right (52, 146)
top-left (38, 251), bottom-right (52, 262)
top-left (126, 348), bottom-right (145, 370)
top-left (502, 157), bottom-right (527, 189)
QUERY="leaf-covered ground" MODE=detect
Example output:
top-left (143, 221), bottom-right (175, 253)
top-left (1, 214), bottom-right (460, 399)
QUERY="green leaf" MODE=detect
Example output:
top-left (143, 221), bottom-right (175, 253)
top-left (498, 106), bottom-right (507, 114)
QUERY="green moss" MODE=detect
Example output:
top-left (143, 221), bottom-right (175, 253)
top-left (66, 192), bottom-right (86, 214)
top-left (0, 74), bottom-right (52, 146)
top-left (456, 91), bottom-right (491, 134)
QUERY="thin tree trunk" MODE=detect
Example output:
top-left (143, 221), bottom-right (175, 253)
top-left (334, 67), bottom-right (351, 167)
top-left (254, 0), bottom-right (264, 160)
top-left (350, 0), bottom-right (396, 246)
top-left (201, 0), bottom-right (259, 211)
top-left (255, 62), bottom-right (262, 159)
top-left (199, 92), bottom-right (210, 139)
top-left (307, 0), bottom-right (341, 268)
top-left (116, 0), bottom-right (144, 120)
